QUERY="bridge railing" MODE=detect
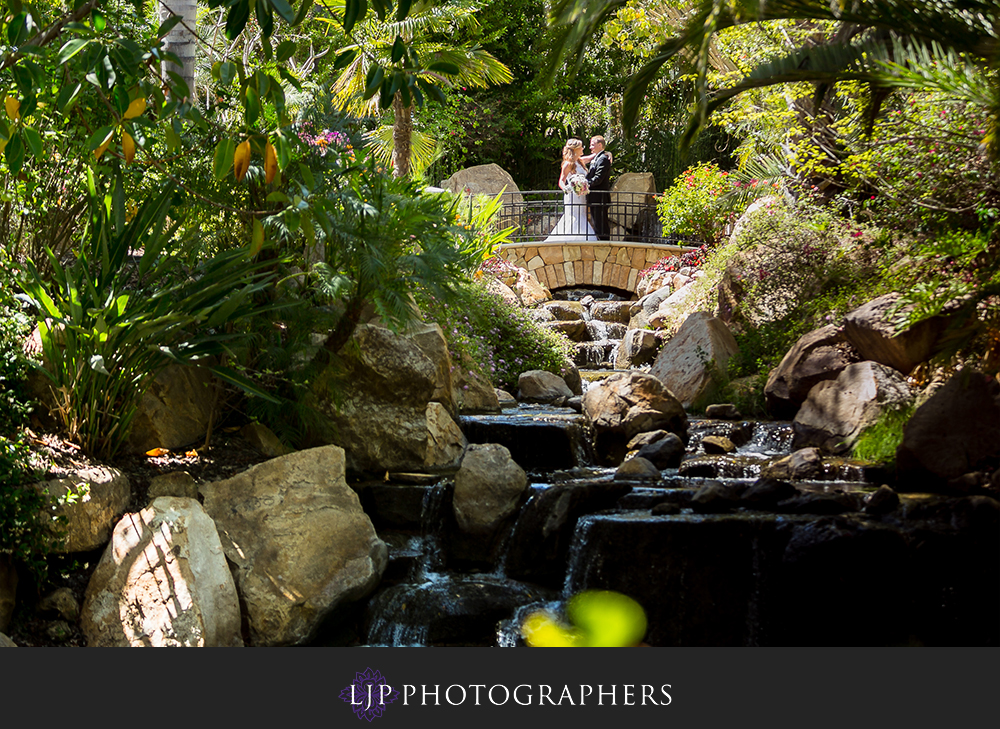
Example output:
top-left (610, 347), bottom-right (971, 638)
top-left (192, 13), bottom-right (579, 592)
top-left (493, 190), bottom-right (703, 247)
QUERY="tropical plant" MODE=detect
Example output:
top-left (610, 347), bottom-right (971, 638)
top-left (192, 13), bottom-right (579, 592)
top-left (18, 184), bottom-right (281, 460)
top-left (326, 0), bottom-right (514, 177)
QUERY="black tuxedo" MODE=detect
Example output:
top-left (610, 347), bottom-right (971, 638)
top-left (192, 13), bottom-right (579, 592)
top-left (585, 150), bottom-right (612, 241)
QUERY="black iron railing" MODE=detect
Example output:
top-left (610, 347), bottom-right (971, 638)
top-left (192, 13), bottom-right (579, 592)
top-left (494, 190), bottom-right (703, 246)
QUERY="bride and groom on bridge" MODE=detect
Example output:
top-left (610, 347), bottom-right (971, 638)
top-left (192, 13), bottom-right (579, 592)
top-left (544, 135), bottom-right (613, 242)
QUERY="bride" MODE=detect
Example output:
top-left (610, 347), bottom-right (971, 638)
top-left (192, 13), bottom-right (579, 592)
top-left (544, 138), bottom-right (597, 241)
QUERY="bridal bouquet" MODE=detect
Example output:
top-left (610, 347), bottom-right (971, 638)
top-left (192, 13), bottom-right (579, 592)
top-left (566, 174), bottom-right (589, 196)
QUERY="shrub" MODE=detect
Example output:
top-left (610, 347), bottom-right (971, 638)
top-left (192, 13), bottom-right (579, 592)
top-left (656, 162), bottom-right (740, 244)
top-left (421, 281), bottom-right (574, 392)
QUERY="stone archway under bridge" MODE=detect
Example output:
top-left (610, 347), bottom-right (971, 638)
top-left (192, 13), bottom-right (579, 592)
top-left (497, 240), bottom-right (698, 295)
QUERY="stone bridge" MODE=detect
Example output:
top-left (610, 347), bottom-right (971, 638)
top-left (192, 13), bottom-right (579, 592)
top-left (498, 240), bottom-right (698, 294)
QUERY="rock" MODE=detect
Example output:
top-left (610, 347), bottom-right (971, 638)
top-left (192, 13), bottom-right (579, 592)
top-left (582, 371), bottom-right (688, 465)
top-left (634, 433), bottom-right (685, 468)
top-left (45, 621), bottom-right (72, 643)
top-left (776, 492), bottom-right (860, 515)
top-left (517, 370), bottom-right (573, 403)
top-left (541, 320), bottom-right (588, 341)
top-left (705, 403), bottom-right (741, 419)
top-left (864, 485), bottom-right (900, 515)
top-left (792, 361), bottom-right (915, 454)
top-left (591, 301), bottom-right (633, 325)
top-left (505, 481), bottom-right (633, 587)
top-left (559, 360), bottom-right (584, 396)
top-left (626, 430), bottom-right (670, 450)
top-left (691, 481), bottom-right (745, 513)
top-left (895, 369), bottom-right (1000, 489)
top-left (496, 389), bottom-right (518, 409)
top-left (0, 632), bottom-right (15, 647)
top-left (762, 447), bottom-right (824, 480)
top-left (541, 300), bottom-right (586, 321)
top-left (241, 422), bottom-right (293, 457)
top-left (513, 272), bottom-right (552, 306)
top-left (615, 456), bottom-right (662, 481)
top-left (651, 502), bottom-right (681, 515)
top-left (453, 444), bottom-right (528, 536)
top-left (199, 446), bottom-right (387, 646)
top-left (765, 325), bottom-right (859, 418)
top-left (741, 478), bottom-right (799, 508)
top-left (610, 172), bottom-right (656, 231)
top-left (308, 323), bottom-right (458, 475)
top-left (126, 365), bottom-right (220, 453)
top-left (440, 163), bottom-right (524, 208)
top-left (614, 329), bottom-right (660, 368)
top-left (485, 277), bottom-right (520, 307)
top-left (32, 466), bottom-right (131, 553)
top-left (701, 435), bottom-right (737, 454)
top-left (454, 368), bottom-right (501, 414)
top-left (631, 286), bottom-right (674, 319)
top-left (649, 312), bottom-right (740, 409)
top-left (81, 497), bottom-right (243, 647)
top-left (843, 293), bottom-right (949, 375)
top-left (38, 587), bottom-right (80, 622)
top-left (424, 401), bottom-right (468, 469)
top-left (648, 283), bottom-right (700, 329)
top-left (148, 471), bottom-right (200, 500)
top-left (527, 307), bottom-right (556, 323)
top-left (0, 555), bottom-right (15, 633)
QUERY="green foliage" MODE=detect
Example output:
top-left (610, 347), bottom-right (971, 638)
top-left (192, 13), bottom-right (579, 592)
top-left (656, 162), bottom-right (738, 243)
top-left (0, 432), bottom-right (60, 584)
top-left (420, 280), bottom-right (574, 392)
top-left (852, 404), bottom-right (916, 467)
top-left (18, 185), bottom-right (280, 460)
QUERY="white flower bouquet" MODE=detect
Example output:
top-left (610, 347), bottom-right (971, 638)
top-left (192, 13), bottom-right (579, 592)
top-left (566, 174), bottom-right (589, 196)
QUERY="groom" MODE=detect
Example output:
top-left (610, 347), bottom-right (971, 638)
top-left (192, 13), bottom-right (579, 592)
top-left (585, 135), bottom-right (612, 241)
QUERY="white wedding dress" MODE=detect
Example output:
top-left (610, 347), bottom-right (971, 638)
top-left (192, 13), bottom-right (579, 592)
top-left (544, 161), bottom-right (597, 241)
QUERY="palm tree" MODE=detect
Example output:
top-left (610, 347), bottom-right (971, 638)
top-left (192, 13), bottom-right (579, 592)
top-left (329, 1), bottom-right (513, 177)
top-left (159, 0), bottom-right (200, 99)
top-left (546, 0), bottom-right (1000, 157)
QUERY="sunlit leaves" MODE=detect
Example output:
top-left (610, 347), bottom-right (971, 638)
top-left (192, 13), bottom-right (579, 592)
top-left (4, 97), bottom-right (19, 121)
top-left (234, 139), bottom-right (252, 181)
top-left (122, 131), bottom-right (135, 164)
top-left (521, 591), bottom-right (648, 647)
top-left (264, 141), bottom-right (278, 184)
top-left (214, 138), bottom-right (236, 181)
top-left (123, 96), bottom-right (146, 119)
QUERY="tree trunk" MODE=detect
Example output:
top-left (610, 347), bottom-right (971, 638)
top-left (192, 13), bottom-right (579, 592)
top-left (159, 0), bottom-right (199, 101)
top-left (392, 92), bottom-right (412, 178)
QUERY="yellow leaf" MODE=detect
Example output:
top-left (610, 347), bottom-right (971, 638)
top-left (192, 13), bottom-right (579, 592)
top-left (145, 447), bottom-right (169, 457)
top-left (250, 217), bottom-right (264, 255)
top-left (264, 141), bottom-right (278, 184)
top-left (123, 97), bottom-right (146, 120)
top-left (234, 139), bottom-right (251, 181)
top-left (5, 96), bottom-right (20, 121)
top-left (95, 138), bottom-right (112, 160)
top-left (122, 131), bottom-right (135, 164)
top-left (184, 449), bottom-right (198, 458)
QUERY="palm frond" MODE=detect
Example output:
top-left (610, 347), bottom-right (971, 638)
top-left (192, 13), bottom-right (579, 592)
top-left (364, 124), bottom-right (441, 178)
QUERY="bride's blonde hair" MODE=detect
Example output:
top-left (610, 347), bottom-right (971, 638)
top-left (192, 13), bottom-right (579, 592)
top-left (562, 138), bottom-right (583, 162)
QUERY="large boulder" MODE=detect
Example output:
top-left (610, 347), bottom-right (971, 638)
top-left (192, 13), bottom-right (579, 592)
top-left (649, 312), bottom-right (740, 409)
top-left (453, 367), bottom-right (501, 414)
top-left (517, 370), bottom-right (573, 403)
top-left (440, 163), bottom-right (524, 208)
top-left (610, 172), bottom-right (656, 231)
top-left (895, 369), bottom-right (1000, 489)
top-left (32, 466), bottom-right (130, 553)
top-left (81, 497), bottom-right (243, 647)
top-left (792, 361), bottom-right (915, 454)
top-left (765, 325), bottom-right (859, 418)
top-left (453, 444), bottom-right (528, 536)
top-left (614, 328), bottom-right (660, 369)
top-left (198, 446), bottom-right (387, 646)
top-left (127, 365), bottom-right (220, 453)
top-left (582, 371), bottom-right (688, 464)
top-left (307, 323), bottom-right (464, 474)
top-left (842, 293), bottom-right (949, 375)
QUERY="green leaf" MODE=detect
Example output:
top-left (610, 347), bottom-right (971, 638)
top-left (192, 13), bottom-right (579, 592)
top-left (266, 191), bottom-right (291, 204)
top-left (276, 40), bottom-right (297, 62)
top-left (7, 12), bottom-right (30, 46)
top-left (157, 14), bottom-right (184, 38)
top-left (277, 65), bottom-right (302, 91)
top-left (391, 36), bottom-right (405, 64)
top-left (274, 130), bottom-right (291, 169)
top-left (56, 82), bottom-right (82, 112)
top-left (428, 62), bottom-right (460, 75)
top-left (297, 161), bottom-right (316, 191)
top-left (219, 61), bottom-right (237, 86)
top-left (255, 0), bottom-right (274, 38)
top-left (92, 10), bottom-right (106, 32)
top-left (245, 86), bottom-right (260, 125)
top-left (417, 78), bottom-right (446, 104)
top-left (395, 0), bottom-right (411, 23)
top-left (86, 125), bottom-right (115, 152)
top-left (250, 218), bottom-right (265, 255)
top-left (343, 0), bottom-right (367, 34)
top-left (293, 0), bottom-right (314, 25)
top-left (213, 138), bottom-right (236, 181)
top-left (5, 134), bottom-right (24, 174)
top-left (21, 126), bottom-right (43, 160)
top-left (269, 0), bottom-right (296, 24)
top-left (363, 64), bottom-right (385, 100)
top-left (225, 0), bottom-right (251, 40)
top-left (334, 49), bottom-right (357, 70)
